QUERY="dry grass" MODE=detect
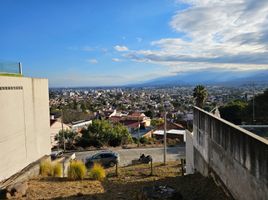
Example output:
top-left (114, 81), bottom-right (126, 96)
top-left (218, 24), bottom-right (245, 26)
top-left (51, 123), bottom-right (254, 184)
top-left (24, 161), bottom-right (230, 200)
top-left (88, 163), bottom-right (106, 181)
top-left (68, 160), bottom-right (87, 180)
top-left (40, 160), bottom-right (53, 176)
top-left (53, 162), bottom-right (63, 177)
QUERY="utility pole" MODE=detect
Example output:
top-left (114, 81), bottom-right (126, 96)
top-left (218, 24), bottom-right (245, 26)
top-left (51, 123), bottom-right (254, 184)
top-left (252, 83), bottom-right (255, 124)
top-left (164, 111), bottom-right (167, 165)
top-left (61, 109), bottom-right (66, 152)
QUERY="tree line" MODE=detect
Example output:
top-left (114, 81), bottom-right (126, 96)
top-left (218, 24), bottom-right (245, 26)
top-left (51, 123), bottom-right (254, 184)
top-left (56, 119), bottom-right (133, 150)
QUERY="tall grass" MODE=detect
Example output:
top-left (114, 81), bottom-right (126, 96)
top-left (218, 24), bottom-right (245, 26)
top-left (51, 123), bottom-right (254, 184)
top-left (40, 160), bottom-right (53, 176)
top-left (40, 160), bottom-right (63, 177)
top-left (89, 163), bottom-right (106, 181)
top-left (53, 162), bottom-right (63, 177)
top-left (68, 160), bottom-right (87, 180)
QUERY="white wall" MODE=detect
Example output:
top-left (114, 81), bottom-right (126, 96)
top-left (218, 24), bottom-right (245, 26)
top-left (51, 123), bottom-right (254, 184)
top-left (0, 76), bottom-right (51, 182)
top-left (50, 121), bottom-right (70, 147)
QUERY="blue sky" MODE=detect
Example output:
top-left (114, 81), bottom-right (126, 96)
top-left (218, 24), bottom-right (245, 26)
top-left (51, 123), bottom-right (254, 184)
top-left (1, 0), bottom-right (268, 86)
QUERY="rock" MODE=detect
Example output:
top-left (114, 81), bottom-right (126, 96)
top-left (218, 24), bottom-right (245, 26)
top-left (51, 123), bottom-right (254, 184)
top-left (5, 181), bottom-right (28, 198)
top-left (5, 192), bottom-right (12, 199)
top-left (13, 181), bottom-right (28, 196)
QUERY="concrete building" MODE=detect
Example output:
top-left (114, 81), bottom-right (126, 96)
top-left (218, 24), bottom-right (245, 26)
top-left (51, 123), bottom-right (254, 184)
top-left (153, 121), bottom-right (185, 142)
top-left (0, 76), bottom-right (51, 182)
top-left (186, 107), bottom-right (268, 200)
top-left (71, 120), bottom-right (92, 132)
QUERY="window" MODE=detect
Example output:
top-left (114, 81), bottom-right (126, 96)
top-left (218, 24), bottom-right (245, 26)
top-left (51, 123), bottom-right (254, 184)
top-left (101, 153), bottom-right (112, 158)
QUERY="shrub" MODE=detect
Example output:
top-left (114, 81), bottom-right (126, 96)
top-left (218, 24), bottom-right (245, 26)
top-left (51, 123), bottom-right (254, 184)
top-left (147, 137), bottom-right (156, 144)
top-left (132, 137), bottom-right (138, 144)
top-left (139, 137), bottom-right (149, 144)
top-left (89, 163), bottom-right (106, 181)
top-left (68, 160), bottom-right (87, 180)
top-left (108, 137), bottom-right (121, 147)
top-left (53, 162), bottom-right (63, 177)
top-left (40, 160), bottom-right (53, 176)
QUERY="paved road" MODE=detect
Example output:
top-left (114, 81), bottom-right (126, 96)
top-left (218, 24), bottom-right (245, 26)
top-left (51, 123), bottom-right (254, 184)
top-left (67, 146), bottom-right (185, 166)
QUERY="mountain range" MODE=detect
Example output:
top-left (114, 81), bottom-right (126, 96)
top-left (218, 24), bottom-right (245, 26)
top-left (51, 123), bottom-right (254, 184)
top-left (131, 70), bottom-right (268, 87)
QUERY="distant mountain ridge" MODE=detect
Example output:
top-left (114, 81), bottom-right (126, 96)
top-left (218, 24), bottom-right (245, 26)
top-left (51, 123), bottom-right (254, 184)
top-left (132, 70), bottom-right (268, 87)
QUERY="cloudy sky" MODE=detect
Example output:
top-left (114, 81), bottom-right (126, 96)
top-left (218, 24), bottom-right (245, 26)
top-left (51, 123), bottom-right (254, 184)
top-left (1, 0), bottom-right (268, 86)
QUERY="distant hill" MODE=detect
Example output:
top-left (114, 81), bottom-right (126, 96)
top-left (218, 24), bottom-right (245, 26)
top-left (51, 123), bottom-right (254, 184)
top-left (131, 70), bottom-right (268, 87)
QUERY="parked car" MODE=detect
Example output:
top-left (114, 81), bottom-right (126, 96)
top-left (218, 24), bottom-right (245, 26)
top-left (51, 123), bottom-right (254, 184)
top-left (50, 150), bottom-right (64, 160)
top-left (85, 151), bottom-right (119, 168)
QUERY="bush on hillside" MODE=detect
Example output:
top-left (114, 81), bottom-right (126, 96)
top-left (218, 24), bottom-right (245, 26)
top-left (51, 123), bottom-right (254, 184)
top-left (68, 160), bottom-right (87, 180)
top-left (132, 137), bottom-right (139, 144)
top-left (139, 137), bottom-right (149, 144)
top-left (53, 162), bottom-right (63, 177)
top-left (40, 160), bottom-right (54, 176)
top-left (88, 163), bottom-right (106, 181)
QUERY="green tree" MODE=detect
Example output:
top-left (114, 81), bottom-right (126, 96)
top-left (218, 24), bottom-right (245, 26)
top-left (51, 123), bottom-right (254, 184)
top-left (55, 130), bottom-right (77, 150)
top-left (144, 110), bottom-right (154, 118)
top-left (193, 85), bottom-right (208, 108)
top-left (109, 123), bottom-right (133, 146)
top-left (246, 89), bottom-right (268, 124)
top-left (80, 102), bottom-right (87, 112)
top-left (76, 120), bottom-right (133, 148)
top-left (219, 100), bottom-right (248, 124)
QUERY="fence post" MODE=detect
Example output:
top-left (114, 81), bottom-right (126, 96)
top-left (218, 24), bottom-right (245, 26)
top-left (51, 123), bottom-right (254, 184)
top-left (115, 162), bottom-right (118, 176)
top-left (150, 159), bottom-right (153, 176)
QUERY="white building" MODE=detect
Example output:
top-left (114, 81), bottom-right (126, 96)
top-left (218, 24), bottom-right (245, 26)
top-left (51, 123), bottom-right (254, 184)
top-left (0, 76), bottom-right (51, 182)
top-left (71, 120), bottom-right (92, 132)
top-left (50, 117), bottom-right (70, 148)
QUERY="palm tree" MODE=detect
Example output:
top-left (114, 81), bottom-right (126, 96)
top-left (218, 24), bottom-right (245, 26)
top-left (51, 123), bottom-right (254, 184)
top-left (193, 85), bottom-right (208, 108)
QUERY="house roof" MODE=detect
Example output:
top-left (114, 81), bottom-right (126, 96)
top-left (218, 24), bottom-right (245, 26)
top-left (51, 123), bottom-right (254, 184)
top-left (156, 121), bottom-right (184, 130)
top-left (121, 120), bottom-right (140, 129)
top-left (109, 116), bottom-right (122, 123)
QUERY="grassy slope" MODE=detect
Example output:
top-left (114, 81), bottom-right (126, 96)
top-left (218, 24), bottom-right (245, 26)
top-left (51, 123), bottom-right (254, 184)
top-left (24, 161), bottom-right (231, 200)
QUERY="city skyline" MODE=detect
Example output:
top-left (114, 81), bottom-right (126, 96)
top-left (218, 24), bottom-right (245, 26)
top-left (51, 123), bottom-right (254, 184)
top-left (1, 0), bottom-right (268, 87)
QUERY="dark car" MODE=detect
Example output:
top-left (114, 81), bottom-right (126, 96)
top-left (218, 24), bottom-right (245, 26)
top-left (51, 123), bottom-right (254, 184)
top-left (50, 150), bottom-right (64, 160)
top-left (85, 151), bottom-right (119, 168)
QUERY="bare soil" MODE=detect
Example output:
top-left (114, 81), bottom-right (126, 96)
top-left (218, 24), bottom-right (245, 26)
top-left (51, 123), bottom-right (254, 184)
top-left (21, 161), bottom-right (231, 200)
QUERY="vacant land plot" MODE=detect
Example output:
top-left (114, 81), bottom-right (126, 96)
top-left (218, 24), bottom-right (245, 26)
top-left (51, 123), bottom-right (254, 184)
top-left (22, 161), bottom-right (230, 200)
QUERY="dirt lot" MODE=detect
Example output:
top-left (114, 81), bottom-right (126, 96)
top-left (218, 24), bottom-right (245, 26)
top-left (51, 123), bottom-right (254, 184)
top-left (22, 161), bottom-right (231, 200)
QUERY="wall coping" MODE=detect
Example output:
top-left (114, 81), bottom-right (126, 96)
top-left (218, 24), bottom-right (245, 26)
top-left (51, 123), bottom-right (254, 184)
top-left (194, 106), bottom-right (268, 145)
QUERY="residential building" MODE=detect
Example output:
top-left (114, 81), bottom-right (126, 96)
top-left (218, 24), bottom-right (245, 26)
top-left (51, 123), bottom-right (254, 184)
top-left (0, 76), bottom-right (51, 182)
top-left (50, 116), bottom-right (70, 148)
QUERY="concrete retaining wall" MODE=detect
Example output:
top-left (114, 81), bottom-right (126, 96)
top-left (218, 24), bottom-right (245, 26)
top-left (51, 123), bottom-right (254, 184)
top-left (186, 130), bottom-right (194, 174)
top-left (192, 107), bottom-right (268, 200)
top-left (0, 76), bottom-right (51, 182)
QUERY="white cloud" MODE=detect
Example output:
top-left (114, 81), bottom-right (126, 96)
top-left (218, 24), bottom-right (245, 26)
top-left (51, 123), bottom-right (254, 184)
top-left (123, 0), bottom-right (268, 72)
top-left (114, 45), bottom-right (129, 52)
top-left (86, 59), bottom-right (98, 64)
top-left (112, 58), bottom-right (122, 62)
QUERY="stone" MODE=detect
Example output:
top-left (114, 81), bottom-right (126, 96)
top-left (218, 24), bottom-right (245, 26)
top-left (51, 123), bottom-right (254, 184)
top-left (5, 192), bottom-right (12, 199)
top-left (5, 181), bottom-right (28, 198)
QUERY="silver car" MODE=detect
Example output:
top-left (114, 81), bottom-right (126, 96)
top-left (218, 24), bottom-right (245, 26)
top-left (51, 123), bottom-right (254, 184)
top-left (85, 151), bottom-right (119, 168)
